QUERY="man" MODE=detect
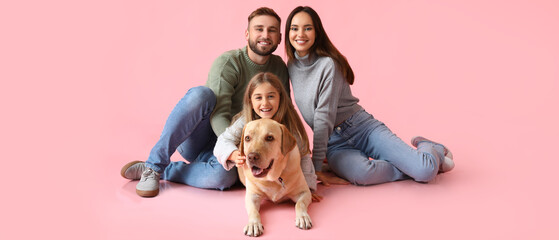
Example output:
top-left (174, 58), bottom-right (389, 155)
top-left (120, 7), bottom-right (289, 197)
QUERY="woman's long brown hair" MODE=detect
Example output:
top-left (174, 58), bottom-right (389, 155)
top-left (285, 6), bottom-right (355, 85)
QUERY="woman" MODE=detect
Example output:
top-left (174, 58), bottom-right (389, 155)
top-left (285, 6), bottom-right (454, 185)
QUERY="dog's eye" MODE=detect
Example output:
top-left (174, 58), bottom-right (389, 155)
top-left (266, 136), bottom-right (274, 141)
top-left (245, 136), bottom-right (251, 142)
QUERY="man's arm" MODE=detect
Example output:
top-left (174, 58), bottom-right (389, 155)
top-left (205, 55), bottom-right (239, 137)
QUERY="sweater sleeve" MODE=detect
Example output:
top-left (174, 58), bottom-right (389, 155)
top-left (300, 153), bottom-right (317, 192)
top-left (214, 117), bottom-right (245, 171)
top-left (311, 60), bottom-right (345, 171)
top-left (206, 56), bottom-right (240, 137)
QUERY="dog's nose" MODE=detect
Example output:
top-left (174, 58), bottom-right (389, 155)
top-left (247, 152), bottom-right (260, 163)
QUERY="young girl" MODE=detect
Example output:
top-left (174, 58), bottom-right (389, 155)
top-left (285, 6), bottom-right (455, 186)
top-left (214, 72), bottom-right (319, 199)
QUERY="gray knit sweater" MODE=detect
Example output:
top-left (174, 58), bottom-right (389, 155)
top-left (205, 46), bottom-right (289, 137)
top-left (288, 53), bottom-right (362, 171)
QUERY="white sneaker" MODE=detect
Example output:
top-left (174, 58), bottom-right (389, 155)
top-left (440, 156), bottom-right (455, 173)
top-left (411, 136), bottom-right (455, 172)
top-left (120, 161), bottom-right (146, 180)
top-left (136, 168), bottom-right (160, 197)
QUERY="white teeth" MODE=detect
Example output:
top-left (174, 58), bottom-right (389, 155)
top-left (259, 41), bottom-right (269, 45)
top-left (296, 40), bottom-right (306, 44)
top-left (261, 109), bottom-right (271, 112)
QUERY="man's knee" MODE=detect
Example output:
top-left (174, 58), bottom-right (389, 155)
top-left (184, 86), bottom-right (216, 107)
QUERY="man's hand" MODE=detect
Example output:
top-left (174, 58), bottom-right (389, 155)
top-left (228, 150), bottom-right (246, 167)
top-left (316, 171), bottom-right (350, 186)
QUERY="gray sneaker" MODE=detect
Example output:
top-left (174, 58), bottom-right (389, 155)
top-left (120, 161), bottom-right (146, 180)
top-left (411, 136), bottom-right (455, 173)
top-left (136, 168), bottom-right (160, 197)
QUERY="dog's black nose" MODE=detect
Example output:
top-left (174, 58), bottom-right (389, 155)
top-left (247, 152), bottom-right (260, 162)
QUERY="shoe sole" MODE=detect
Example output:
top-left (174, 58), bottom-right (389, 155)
top-left (120, 160), bottom-right (144, 179)
top-left (136, 189), bottom-right (159, 197)
top-left (440, 157), bottom-right (455, 173)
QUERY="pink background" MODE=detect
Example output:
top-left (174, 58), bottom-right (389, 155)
top-left (2, 0), bottom-right (558, 239)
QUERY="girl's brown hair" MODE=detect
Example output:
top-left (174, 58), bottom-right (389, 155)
top-left (285, 6), bottom-right (355, 85)
top-left (235, 72), bottom-right (310, 156)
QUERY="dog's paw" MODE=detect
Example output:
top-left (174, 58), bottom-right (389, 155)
top-left (244, 221), bottom-right (264, 237)
top-left (295, 213), bottom-right (312, 230)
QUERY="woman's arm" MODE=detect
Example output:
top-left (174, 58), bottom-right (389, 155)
top-left (311, 59), bottom-right (346, 171)
top-left (300, 153), bottom-right (317, 192)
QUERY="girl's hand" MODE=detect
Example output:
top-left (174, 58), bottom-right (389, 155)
top-left (228, 150), bottom-right (246, 167)
top-left (311, 192), bottom-right (323, 202)
top-left (316, 171), bottom-right (350, 186)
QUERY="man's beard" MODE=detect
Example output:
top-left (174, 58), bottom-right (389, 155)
top-left (248, 39), bottom-right (278, 56)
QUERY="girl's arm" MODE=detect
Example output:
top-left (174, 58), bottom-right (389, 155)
top-left (214, 117), bottom-right (246, 170)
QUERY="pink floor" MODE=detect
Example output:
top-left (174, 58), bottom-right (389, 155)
top-left (2, 1), bottom-right (558, 239)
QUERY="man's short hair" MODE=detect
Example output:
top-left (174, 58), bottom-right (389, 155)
top-left (247, 7), bottom-right (281, 27)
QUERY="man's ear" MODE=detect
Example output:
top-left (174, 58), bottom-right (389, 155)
top-left (245, 29), bottom-right (249, 41)
top-left (280, 124), bottom-right (297, 155)
top-left (239, 125), bottom-right (247, 157)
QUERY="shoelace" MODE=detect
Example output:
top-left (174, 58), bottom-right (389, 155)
top-left (142, 168), bottom-right (160, 180)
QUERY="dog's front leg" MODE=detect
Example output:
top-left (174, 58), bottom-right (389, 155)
top-left (244, 192), bottom-right (264, 237)
top-left (294, 191), bottom-right (312, 230)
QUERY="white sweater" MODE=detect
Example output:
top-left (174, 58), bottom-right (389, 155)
top-left (213, 117), bottom-right (317, 191)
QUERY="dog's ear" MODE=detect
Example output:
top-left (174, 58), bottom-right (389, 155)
top-left (280, 124), bottom-right (297, 155)
top-left (239, 124), bottom-right (247, 156)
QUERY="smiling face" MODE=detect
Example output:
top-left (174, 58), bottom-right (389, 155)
top-left (251, 82), bottom-right (280, 119)
top-left (246, 15), bottom-right (281, 57)
top-left (241, 119), bottom-right (281, 179)
top-left (240, 119), bottom-right (296, 181)
top-left (289, 11), bottom-right (315, 57)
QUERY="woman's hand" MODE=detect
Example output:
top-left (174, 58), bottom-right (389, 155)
top-left (316, 171), bottom-right (350, 186)
top-left (311, 192), bottom-right (323, 202)
top-left (228, 150), bottom-right (246, 167)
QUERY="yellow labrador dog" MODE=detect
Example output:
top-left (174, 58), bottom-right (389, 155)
top-left (238, 119), bottom-right (312, 237)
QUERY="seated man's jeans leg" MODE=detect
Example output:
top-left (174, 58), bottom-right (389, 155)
top-left (145, 86), bottom-right (216, 173)
top-left (164, 136), bottom-right (239, 190)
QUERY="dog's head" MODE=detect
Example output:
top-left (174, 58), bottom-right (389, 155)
top-left (239, 119), bottom-right (297, 181)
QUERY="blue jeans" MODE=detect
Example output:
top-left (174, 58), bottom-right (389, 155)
top-left (145, 86), bottom-right (238, 190)
top-left (326, 110), bottom-right (444, 185)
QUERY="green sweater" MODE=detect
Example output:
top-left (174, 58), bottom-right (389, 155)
top-left (205, 46), bottom-right (289, 136)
